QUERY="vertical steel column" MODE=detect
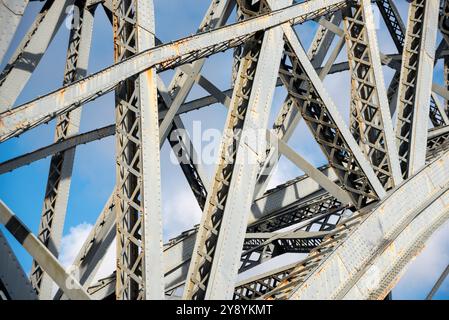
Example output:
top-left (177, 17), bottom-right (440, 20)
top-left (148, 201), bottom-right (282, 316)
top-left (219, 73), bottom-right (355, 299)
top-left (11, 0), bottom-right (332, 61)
top-left (395, 0), bottom-right (439, 178)
top-left (183, 0), bottom-right (286, 300)
top-left (343, 0), bottom-right (402, 189)
top-left (30, 1), bottom-right (95, 299)
top-left (113, 0), bottom-right (163, 300)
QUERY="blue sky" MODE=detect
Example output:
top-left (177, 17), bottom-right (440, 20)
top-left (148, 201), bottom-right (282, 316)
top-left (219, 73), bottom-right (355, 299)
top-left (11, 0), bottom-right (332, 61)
top-left (0, 0), bottom-right (448, 300)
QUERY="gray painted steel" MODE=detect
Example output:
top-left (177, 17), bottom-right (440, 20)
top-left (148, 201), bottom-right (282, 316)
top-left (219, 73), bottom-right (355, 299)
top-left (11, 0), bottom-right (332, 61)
top-left (2, 0), bottom-right (449, 301)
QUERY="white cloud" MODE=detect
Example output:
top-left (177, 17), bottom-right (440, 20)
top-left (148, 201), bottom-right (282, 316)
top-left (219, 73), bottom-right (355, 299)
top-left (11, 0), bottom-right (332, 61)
top-left (266, 158), bottom-right (303, 190)
top-left (163, 187), bottom-right (203, 241)
top-left (92, 239), bottom-right (116, 282)
top-left (52, 223), bottom-right (92, 296)
top-left (59, 223), bottom-right (93, 269)
top-left (58, 222), bottom-right (115, 284)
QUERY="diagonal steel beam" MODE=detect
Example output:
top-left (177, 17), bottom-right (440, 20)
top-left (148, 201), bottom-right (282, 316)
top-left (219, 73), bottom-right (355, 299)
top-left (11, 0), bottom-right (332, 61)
top-left (157, 77), bottom-right (210, 209)
top-left (3, 84), bottom-right (447, 179)
top-left (56, 165), bottom-right (342, 297)
top-left (9, 51), bottom-right (447, 177)
top-left (319, 4), bottom-right (449, 132)
top-left (195, 67), bottom-right (351, 205)
top-left (113, 0), bottom-right (163, 300)
top-left (6, 58), bottom-right (427, 155)
top-left (375, 0), bottom-right (405, 52)
top-left (426, 263), bottom-right (449, 300)
top-left (0, 125), bottom-right (114, 175)
top-left (92, 0), bottom-right (232, 212)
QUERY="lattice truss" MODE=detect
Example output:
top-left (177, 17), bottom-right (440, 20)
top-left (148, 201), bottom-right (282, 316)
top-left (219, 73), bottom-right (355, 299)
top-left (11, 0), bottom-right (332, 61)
top-left (1, 0), bottom-right (449, 300)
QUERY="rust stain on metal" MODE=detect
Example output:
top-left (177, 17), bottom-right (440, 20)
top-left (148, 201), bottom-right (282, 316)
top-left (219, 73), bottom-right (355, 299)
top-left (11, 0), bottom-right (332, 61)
top-left (78, 81), bottom-right (86, 93)
top-left (58, 88), bottom-right (66, 103)
top-left (170, 37), bottom-right (189, 56)
top-left (145, 69), bottom-right (153, 78)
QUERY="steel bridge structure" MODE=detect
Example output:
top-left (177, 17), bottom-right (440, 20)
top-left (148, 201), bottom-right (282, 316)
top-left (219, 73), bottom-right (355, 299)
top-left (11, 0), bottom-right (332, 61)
top-left (0, 0), bottom-right (449, 300)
